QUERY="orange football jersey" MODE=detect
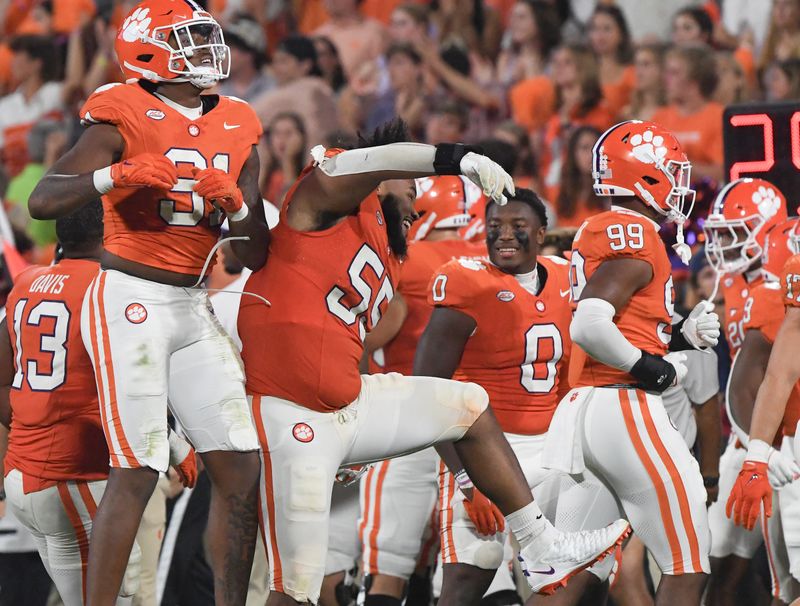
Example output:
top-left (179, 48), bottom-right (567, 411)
top-left (721, 272), bottom-right (764, 357)
top-left (428, 256), bottom-right (572, 435)
top-left (743, 279), bottom-right (800, 437)
top-left (382, 239), bottom-right (486, 375)
top-left (79, 82), bottom-right (262, 276)
top-left (4, 259), bottom-right (108, 493)
top-left (239, 180), bottom-right (400, 412)
top-left (570, 208), bottom-right (673, 387)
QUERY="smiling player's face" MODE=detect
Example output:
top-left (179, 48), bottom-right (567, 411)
top-left (486, 201), bottom-right (544, 274)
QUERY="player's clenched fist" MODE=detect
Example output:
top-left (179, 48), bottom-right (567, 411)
top-left (110, 152), bottom-right (178, 190)
top-left (192, 167), bottom-right (248, 221)
top-left (726, 460), bottom-right (771, 530)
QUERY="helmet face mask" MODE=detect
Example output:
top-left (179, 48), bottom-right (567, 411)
top-left (704, 214), bottom-right (764, 274)
top-left (156, 19), bottom-right (230, 88)
top-left (703, 178), bottom-right (788, 275)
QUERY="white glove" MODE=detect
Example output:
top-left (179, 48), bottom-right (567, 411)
top-left (459, 152), bottom-right (515, 205)
top-left (167, 427), bottom-right (192, 466)
top-left (663, 351), bottom-right (688, 386)
top-left (749, 438), bottom-right (800, 489)
top-left (681, 301), bottom-right (720, 349)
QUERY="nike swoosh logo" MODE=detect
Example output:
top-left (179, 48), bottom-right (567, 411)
top-left (529, 566), bottom-right (555, 575)
top-left (223, 122), bottom-right (240, 130)
top-left (560, 289), bottom-right (570, 298)
top-left (536, 514), bottom-right (543, 519)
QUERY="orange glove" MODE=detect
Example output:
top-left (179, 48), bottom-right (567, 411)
top-left (110, 153), bottom-right (177, 189)
top-left (463, 486), bottom-right (505, 536)
top-left (726, 461), bottom-right (772, 530)
top-left (192, 167), bottom-right (245, 216)
top-left (168, 429), bottom-right (198, 489)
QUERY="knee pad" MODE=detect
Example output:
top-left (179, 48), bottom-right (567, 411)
top-left (455, 382), bottom-right (489, 426)
top-left (472, 541), bottom-right (504, 570)
top-left (120, 540), bottom-right (142, 597)
top-left (289, 459), bottom-right (329, 514)
top-left (219, 398), bottom-right (259, 451)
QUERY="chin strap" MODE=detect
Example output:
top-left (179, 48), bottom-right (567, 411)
top-left (672, 223), bottom-right (692, 265)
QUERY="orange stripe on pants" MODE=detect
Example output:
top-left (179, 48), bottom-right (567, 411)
top-left (762, 513), bottom-right (781, 598)
top-left (636, 389), bottom-right (703, 573)
top-left (251, 395), bottom-right (283, 592)
top-left (87, 277), bottom-right (119, 468)
top-left (438, 463), bottom-right (458, 564)
top-left (358, 465), bottom-right (376, 558)
top-left (619, 389), bottom-right (684, 574)
top-left (367, 461), bottom-right (390, 574)
top-left (96, 272), bottom-right (138, 468)
top-left (57, 483), bottom-right (90, 603)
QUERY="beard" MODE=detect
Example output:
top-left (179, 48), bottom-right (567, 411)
top-left (380, 193), bottom-right (409, 259)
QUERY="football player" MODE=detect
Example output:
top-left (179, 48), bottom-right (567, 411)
top-left (357, 176), bottom-right (486, 606)
top-left (726, 218), bottom-right (800, 604)
top-left (26, 1), bottom-right (267, 603)
top-left (238, 120), bottom-right (630, 605)
top-left (555, 120), bottom-right (720, 605)
top-left (416, 188), bottom-right (618, 603)
top-left (0, 202), bottom-right (196, 606)
top-left (703, 178), bottom-right (788, 605)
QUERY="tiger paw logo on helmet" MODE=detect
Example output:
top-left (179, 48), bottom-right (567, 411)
top-left (629, 130), bottom-right (668, 165)
top-left (752, 185), bottom-right (780, 220)
top-left (121, 7), bottom-right (151, 43)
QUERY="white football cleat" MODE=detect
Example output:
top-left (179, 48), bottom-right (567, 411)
top-left (518, 519), bottom-right (631, 595)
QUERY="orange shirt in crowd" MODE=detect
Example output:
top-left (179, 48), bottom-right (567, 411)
top-left (52, 0), bottom-right (95, 33)
top-left (508, 76), bottom-right (556, 132)
top-left (314, 17), bottom-right (385, 79)
top-left (602, 65), bottom-right (636, 120)
top-left (650, 102), bottom-right (724, 169)
top-left (298, 0), bottom-right (329, 34)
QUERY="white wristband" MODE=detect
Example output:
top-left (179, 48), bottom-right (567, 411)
top-left (747, 439), bottom-right (773, 464)
top-left (227, 203), bottom-right (249, 222)
top-left (454, 470), bottom-right (473, 490)
top-left (93, 166), bottom-right (114, 194)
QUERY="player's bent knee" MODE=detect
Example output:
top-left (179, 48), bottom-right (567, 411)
top-left (219, 397), bottom-right (260, 451)
top-left (445, 381), bottom-right (488, 427)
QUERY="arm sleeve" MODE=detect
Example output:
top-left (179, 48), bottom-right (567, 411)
top-left (571, 297), bottom-right (642, 371)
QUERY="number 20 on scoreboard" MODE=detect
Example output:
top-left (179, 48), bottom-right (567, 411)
top-left (723, 102), bottom-right (800, 212)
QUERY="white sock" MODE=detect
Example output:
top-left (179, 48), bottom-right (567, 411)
top-left (506, 501), bottom-right (556, 552)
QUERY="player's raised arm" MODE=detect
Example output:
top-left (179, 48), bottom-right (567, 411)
top-left (0, 318), bottom-right (13, 428)
top-left (286, 120), bottom-right (514, 230)
top-left (29, 123), bottom-right (175, 220)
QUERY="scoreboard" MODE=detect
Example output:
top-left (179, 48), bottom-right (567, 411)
top-left (723, 101), bottom-right (800, 212)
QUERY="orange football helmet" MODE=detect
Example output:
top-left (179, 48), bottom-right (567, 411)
top-left (592, 120), bottom-right (695, 225)
top-left (409, 176), bottom-right (484, 241)
top-left (704, 178), bottom-right (788, 274)
top-left (115, 0), bottom-right (229, 89)
top-left (762, 217), bottom-right (800, 280)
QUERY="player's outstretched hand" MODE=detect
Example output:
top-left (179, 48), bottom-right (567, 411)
top-left (110, 152), bottom-right (177, 190)
top-left (767, 446), bottom-right (800, 488)
top-left (192, 167), bottom-right (244, 215)
top-left (463, 485), bottom-right (506, 536)
top-left (681, 301), bottom-right (720, 349)
top-left (460, 152), bottom-right (515, 205)
top-left (726, 460), bottom-right (771, 530)
top-left (168, 429), bottom-right (198, 489)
